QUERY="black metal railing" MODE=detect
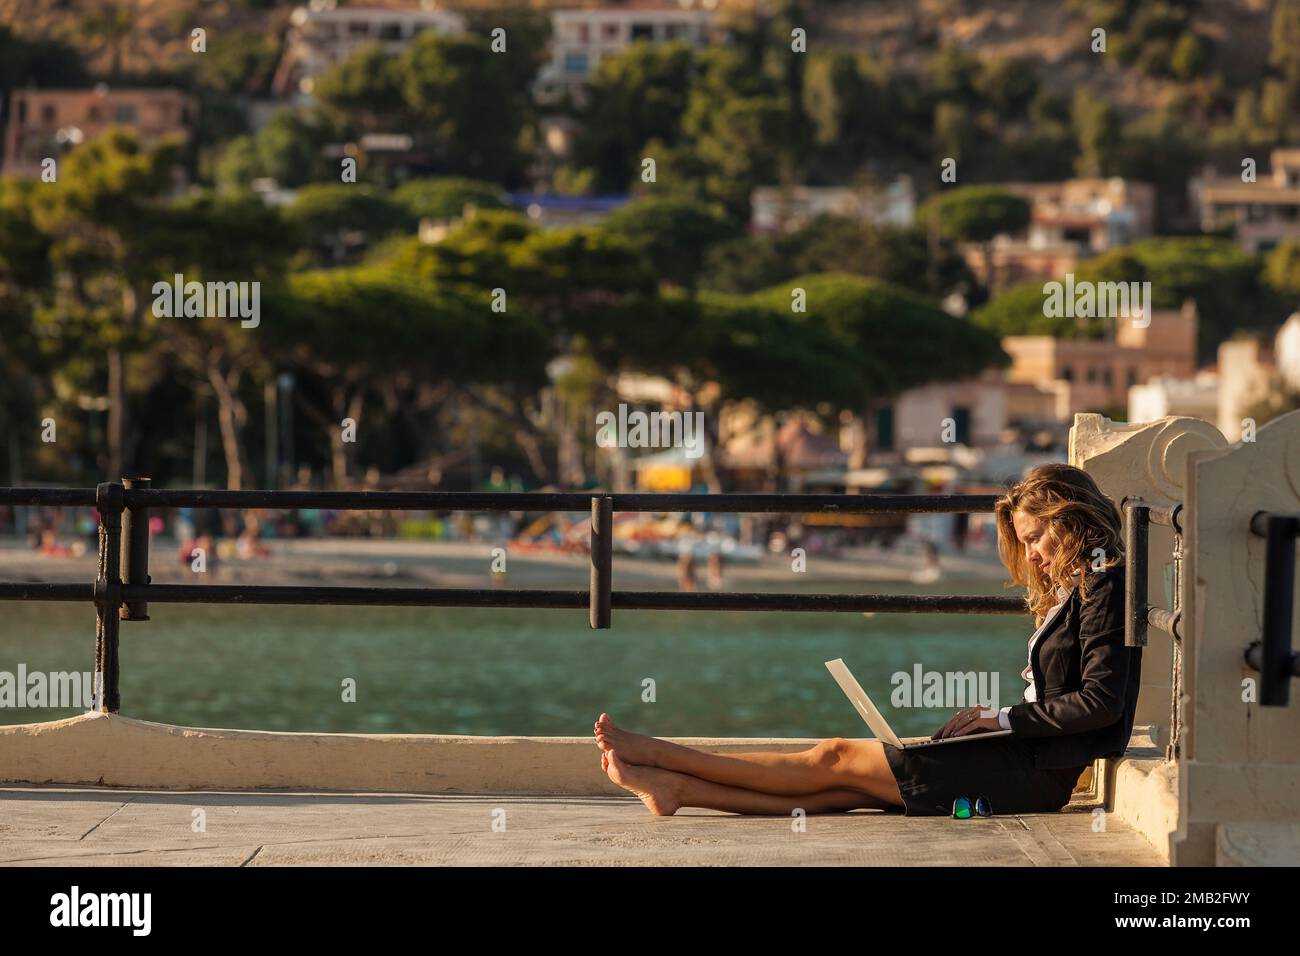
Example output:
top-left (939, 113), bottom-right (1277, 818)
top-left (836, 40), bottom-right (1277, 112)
top-left (1248, 511), bottom-right (1300, 707)
top-left (1120, 496), bottom-right (1183, 650)
top-left (1122, 496), bottom-right (1298, 727)
top-left (0, 481), bottom-right (1024, 714)
top-left (1121, 496), bottom-right (1187, 759)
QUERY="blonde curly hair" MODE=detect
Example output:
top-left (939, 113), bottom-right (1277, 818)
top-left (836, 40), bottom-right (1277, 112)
top-left (994, 463), bottom-right (1125, 624)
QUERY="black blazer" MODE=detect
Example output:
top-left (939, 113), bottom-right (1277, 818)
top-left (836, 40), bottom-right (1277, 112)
top-left (1005, 563), bottom-right (1143, 770)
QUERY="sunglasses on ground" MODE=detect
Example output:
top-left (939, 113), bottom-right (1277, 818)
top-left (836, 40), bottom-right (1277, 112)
top-left (951, 796), bottom-right (992, 819)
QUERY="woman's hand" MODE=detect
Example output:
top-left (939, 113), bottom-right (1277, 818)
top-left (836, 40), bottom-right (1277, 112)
top-left (932, 707), bottom-right (1002, 739)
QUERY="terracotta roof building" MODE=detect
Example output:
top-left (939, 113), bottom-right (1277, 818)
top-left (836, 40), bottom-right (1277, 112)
top-left (3, 87), bottom-right (194, 175)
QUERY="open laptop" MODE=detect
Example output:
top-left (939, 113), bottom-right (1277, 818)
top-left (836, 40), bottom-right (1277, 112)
top-left (824, 658), bottom-right (1012, 749)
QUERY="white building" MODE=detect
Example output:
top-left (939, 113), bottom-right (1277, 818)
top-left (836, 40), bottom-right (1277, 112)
top-left (1215, 314), bottom-right (1300, 440)
top-left (1128, 372), bottom-right (1220, 424)
top-left (1006, 178), bottom-right (1156, 253)
top-left (534, 4), bottom-right (720, 104)
top-left (1276, 310), bottom-right (1300, 390)
top-left (864, 368), bottom-right (1012, 459)
top-left (273, 2), bottom-right (466, 98)
top-left (1191, 148), bottom-right (1300, 253)
top-left (1122, 313), bottom-right (1300, 440)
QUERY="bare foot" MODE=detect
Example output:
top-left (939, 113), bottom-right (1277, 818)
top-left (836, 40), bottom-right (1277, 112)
top-left (593, 713), bottom-right (663, 766)
top-left (605, 750), bottom-right (681, 817)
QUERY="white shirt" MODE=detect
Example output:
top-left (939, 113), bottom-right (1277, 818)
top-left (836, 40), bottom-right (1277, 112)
top-left (997, 570), bottom-right (1081, 731)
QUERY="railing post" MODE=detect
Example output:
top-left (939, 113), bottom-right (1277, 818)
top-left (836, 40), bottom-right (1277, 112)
top-left (1248, 511), bottom-right (1299, 706)
top-left (1123, 497), bottom-right (1149, 648)
top-left (94, 481), bottom-right (125, 713)
top-left (589, 495), bottom-right (612, 629)
top-left (119, 477), bottom-right (151, 622)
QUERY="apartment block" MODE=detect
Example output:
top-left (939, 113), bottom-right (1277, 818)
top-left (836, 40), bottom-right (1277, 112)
top-left (1000, 300), bottom-right (1199, 423)
top-left (1191, 148), bottom-right (1300, 253)
top-left (272, 3), bottom-right (466, 97)
top-left (966, 178), bottom-right (1156, 287)
top-left (534, 4), bottom-right (720, 103)
top-left (2, 87), bottom-right (194, 175)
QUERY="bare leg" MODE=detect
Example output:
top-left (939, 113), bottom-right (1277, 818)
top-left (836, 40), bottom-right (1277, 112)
top-left (604, 750), bottom-right (893, 816)
top-left (595, 713), bottom-right (904, 807)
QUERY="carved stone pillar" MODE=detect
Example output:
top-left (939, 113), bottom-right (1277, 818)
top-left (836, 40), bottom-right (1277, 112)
top-left (1069, 413), bottom-right (1228, 754)
top-left (1171, 407), bottom-right (1300, 865)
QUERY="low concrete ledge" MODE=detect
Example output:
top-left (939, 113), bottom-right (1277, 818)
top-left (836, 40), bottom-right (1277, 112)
top-left (1216, 821), bottom-right (1300, 865)
top-left (0, 713), bottom-right (820, 795)
top-left (0, 713), bottom-right (1183, 860)
top-left (1109, 755), bottom-right (1178, 864)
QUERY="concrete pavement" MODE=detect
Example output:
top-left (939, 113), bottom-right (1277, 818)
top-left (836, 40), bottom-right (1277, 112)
top-left (0, 786), bottom-right (1165, 866)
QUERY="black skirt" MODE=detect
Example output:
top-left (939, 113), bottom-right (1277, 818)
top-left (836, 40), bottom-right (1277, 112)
top-left (883, 734), bottom-right (1086, 816)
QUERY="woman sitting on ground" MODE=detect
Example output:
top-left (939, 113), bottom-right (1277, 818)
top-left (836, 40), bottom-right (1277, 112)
top-left (594, 462), bottom-right (1143, 817)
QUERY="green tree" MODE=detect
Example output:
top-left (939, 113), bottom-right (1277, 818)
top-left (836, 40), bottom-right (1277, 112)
top-left (1270, 0), bottom-right (1300, 127)
top-left (685, 294), bottom-right (862, 413)
top-left (215, 110), bottom-right (335, 191)
top-left (975, 237), bottom-right (1276, 362)
top-left (678, 48), bottom-right (794, 217)
top-left (1271, 0), bottom-right (1300, 84)
top-left (312, 32), bottom-right (533, 185)
top-left (1265, 240), bottom-right (1300, 300)
top-left (264, 267), bottom-right (550, 486)
top-left (30, 130), bottom-right (181, 479)
top-left (932, 102), bottom-right (975, 166)
top-left (190, 28), bottom-right (282, 98)
top-left (928, 44), bottom-right (982, 106)
top-left (749, 273), bottom-right (1006, 398)
top-left (599, 196), bottom-right (740, 291)
top-left (505, 227), bottom-right (658, 333)
top-left (1170, 31), bottom-right (1211, 80)
top-left (213, 135), bottom-right (261, 192)
top-left (576, 41), bottom-right (696, 191)
top-left (372, 210), bottom-right (534, 290)
top-left (1114, 108), bottom-right (1203, 231)
top-left (920, 186), bottom-right (1031, 295)
top-left (698, 235), bottom-right (793, 295)
top-left (1073, 89), bottom-right (1123, 177)
top-left (399, 33), bottom-right (530, 184)
top-left (700, 215), bottom-right (972, 301)
top-left (675, 291), bottom-right (865, 489)
top-left (0, 26), bottom-right (88, 90)
top-left (748, 273), bottom-right (1007, 464)
top-left (977, 57), bottom-right (1040, 116)
top-left (460, 6), bottom-right (553, 92)
top-left (0, 177), bottom-right (51, 292)
top-left (313, 41), bottom-right (406, 131)
top-left (367, 217), bottom-right (651, 482)
top-left (392, 177), bottom-right (509, 221)
top-left (146, 193), bottom-right (299, 489)
top-left (83, 2), bottom-right (134, 77)
top-left (0, 177), bottom-right (53, 481)
top-left (283, 184), bottom-right (415, 265)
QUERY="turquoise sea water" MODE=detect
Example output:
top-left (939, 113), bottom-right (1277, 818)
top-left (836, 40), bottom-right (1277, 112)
top-left (0, 577), bottom-right (1035, 738)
